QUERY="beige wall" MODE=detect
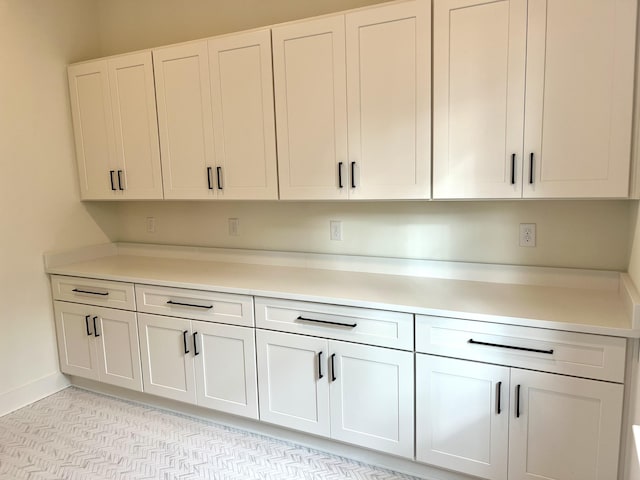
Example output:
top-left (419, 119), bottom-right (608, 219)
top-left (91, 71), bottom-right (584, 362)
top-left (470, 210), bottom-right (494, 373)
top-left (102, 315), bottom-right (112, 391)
top-left (0, 0), bottom-right (115, 405)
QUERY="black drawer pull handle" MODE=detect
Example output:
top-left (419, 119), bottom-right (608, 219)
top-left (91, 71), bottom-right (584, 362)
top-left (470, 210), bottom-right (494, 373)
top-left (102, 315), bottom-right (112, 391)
top-left (330, 353), bottom-right (336, 382)
top-left (496, 381), bottom-right (502, 415)
top-left (117, 170), bottom-right (124, 190)
top-left (167, 300), bottom-right (213, 309)
top-left (350, 161), bottom-right (356, 188)
top-left (529, 153), bottom-right (534, 184)
top-left (183, 330), bottom-right (189, 354)
top-left (296, 316), bottom-right (357, 328)
top-left (72, 288), bottom-right (109, 296)
top-left (510, 154), bottom-right (516, 185)
top-left (92, 316), bottom-right (100, 337)
top-left (85, 315), bottom-right (92, 336)
top-left (193, 332), bottom-right (199, 356)
top-left (109, 170), bottom-right (116, 191)
top-left (468, 339), bottom-right (553, 355)
top-left (516, 384), bottom-right (521, 418)
top-left (318, 351), bottom-right (323, 379)
top-left (216, 166), bottom-right (223, 190)
top-left (207, 167), bottom-right (213, 190)
top-left (338, 162), bottom-right (344, 189)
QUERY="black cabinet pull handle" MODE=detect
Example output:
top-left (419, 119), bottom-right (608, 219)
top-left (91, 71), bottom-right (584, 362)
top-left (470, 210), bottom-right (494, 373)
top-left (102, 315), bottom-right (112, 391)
top-left (296, 316), bottom-right (357, 328)
top-left (117, 170), bottom-right (124, 190)
top-left (167, 300), bottom-right (213, 310)
top-left (350, 161), bottom-right (356, 188)
top-left (72, 288), bottom-right (109, 296)
top-left (207, 167), bottom-right (213, 190)
top-left (496, 381), bottom-right (502, 415)
top-left (193, 332), bottom-right (199, 356)
top-left (183, 330), bottom-right (189, 354)
top-left (468, 339), bottom-right (553, 355)
top-left (318, 351), bottom-right (323, 379)
top-left (338, 162), bottom-right (344, 189)
top-left (92, 316), bottom-right (100, 337)
top-left (330, 353), bottom-right (336, 382)
top-left (109, 170), bottom-right (116, 191)
top-left (510, 154), bottom-right (516, 185)
top-left (216, 166), bottom-right (223, 190)
top-left (516, 384), bottom-right (521, 418)
top-left (85, 315), bottom-right (92, 336)
top-left (529, 153), bottom-right (534, 184)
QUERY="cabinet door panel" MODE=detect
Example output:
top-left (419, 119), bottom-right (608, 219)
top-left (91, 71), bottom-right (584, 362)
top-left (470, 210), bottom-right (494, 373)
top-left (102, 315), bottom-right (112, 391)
top-left (138, 313), bottom-right (196, 404)
top-left (209, 30), bottom-right (278, 200)
top-left (346, 0), bottom-right (430, 199)
top-left (524, 0), bottom-right (636, 198)
top-left (256, 330), bottom-right (330, 437)
top-left (329, 341), bottom-right (414, 458)
top-left (153, 42), bottom-right (216, 199)
top-left (273, 16), bottom-right (348, 200)
top-left (433, 0), bottom-right (526, 199)
top-left (54, 301), bottom-right (99, 380)
top-left (416, 354), bottom-right (509, 480)
top-left (194, 321), bottom-right (258, 419)
top-left (108, 52), bottom-right (163, 199)
top-left (509, 369), bottom-right (623, 480)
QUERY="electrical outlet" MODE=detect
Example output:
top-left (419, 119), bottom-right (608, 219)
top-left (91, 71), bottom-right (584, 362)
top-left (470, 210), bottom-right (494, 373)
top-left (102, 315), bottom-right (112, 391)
top-left (330, 220), bottom-right (342, 241)
top-left (519, 223), bottom-right (536, 247)
top-left (145, 217), bottom-right (156, 234)
top-left (228, 218), bottom-right (240, 236)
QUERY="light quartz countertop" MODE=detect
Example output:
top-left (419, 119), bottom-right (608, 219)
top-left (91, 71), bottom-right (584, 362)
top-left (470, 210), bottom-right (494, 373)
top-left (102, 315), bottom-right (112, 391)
top-left (45, 245), bottom-right (640, 338)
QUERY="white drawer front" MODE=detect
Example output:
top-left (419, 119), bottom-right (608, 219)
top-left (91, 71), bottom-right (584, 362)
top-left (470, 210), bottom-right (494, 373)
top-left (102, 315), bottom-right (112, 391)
top-left (415, 316), bottom-right (626, 383)
top-left (135, 284), bottom-right (254, 327)
top-left (51, 275), bottom-right (135, 310)
top-left (255, 297), bottom-right (413, 350)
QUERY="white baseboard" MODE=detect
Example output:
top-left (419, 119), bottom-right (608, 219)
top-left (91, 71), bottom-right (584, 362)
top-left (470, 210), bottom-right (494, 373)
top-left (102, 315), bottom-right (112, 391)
top-left (0, 372), bottom-right (70, 417)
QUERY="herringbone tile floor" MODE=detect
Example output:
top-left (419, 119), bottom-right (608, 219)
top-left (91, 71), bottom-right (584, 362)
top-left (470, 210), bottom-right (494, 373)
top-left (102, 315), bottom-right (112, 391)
top-left (0, 387), bottom-right (421, 480)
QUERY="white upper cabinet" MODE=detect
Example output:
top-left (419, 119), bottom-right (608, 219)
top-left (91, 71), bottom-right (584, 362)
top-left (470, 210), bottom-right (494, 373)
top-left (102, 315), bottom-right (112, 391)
top-left (273, 0), bottom-right (431, 200)
top-left (68, 52), bottom-right (163, 200)
top-left (433, 0), bottom-right (636, 199)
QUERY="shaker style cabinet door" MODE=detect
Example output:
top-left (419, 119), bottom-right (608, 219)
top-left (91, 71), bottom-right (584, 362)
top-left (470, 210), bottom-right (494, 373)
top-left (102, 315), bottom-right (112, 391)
top-left (208, 29), bottom-right (278, 200)
top-left (432, 0), bottom-right (527, 199)
top-left (153, 42), bottom-right (216, 199)
top-left (346, 0), bottom-right (431, 200)
top-left (54, 301), bottom-right (100, 380)
top-left (272, 16), bottom-right (349, 200)
top-left (523, 0), bottom-right (636, 198)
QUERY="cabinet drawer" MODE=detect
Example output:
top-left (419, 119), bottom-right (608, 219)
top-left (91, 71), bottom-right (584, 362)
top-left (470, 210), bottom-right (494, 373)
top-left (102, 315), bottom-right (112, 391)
top-left (135, 284), bottom-right (254, 327)
top-left (51, 275), bottom-right (135, 310)
top-left (255, 297), bottom-right (413, 350)
top-left (416, 316), bottom-right (626, 383)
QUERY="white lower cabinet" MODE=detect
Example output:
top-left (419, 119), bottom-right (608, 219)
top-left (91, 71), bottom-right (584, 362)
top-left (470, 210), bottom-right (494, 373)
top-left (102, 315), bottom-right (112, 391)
top-left (256, 329), bottom-right (414, 458)
top-left (416, 354), bottom-right (623, 480)
top-left (138, 313), bottom-right (258, 419)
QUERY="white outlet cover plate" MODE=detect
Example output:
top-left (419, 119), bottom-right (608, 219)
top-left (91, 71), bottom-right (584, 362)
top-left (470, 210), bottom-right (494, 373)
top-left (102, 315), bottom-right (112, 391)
top-left (519, 223), bottom-right (536, 247)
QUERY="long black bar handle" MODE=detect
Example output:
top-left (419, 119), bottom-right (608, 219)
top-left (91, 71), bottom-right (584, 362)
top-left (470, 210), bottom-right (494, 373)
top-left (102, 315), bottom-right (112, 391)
top-left (216, 167), bottom-right (223, 190)
top-left (330, 353), bottom-right (336, 382)
top-left (529, 153), bottom-right (534, 184)
top-left (85, 315), bottom-right (92, 336)
top-left (338, 162), bottom-right (344, 189)
top-left (496, 381), bottom-right (502, 415)
top-left (193, 332), bottom-right (199, 356)
top-left (296, 316), bottom-right (357, 328)
top-left (167, 300), bottom-right (213, 309)
top-left (350, 162), bottom-right (356, 188)
top-left (182, 330), bottom-right (190, 354)
top-left (318, 351), bottom-right (323, 379)
top-left (516, 384), bottom-right (521, 418)
top-left (510, 154), bottom-right (516, 185)
top-left (468, 338), bottom-right (553, 355)
top-left (207, 167), bottom-right (213, 190)
top-left (109, 170), bottom-right (116, 191)
top-left (117, 170), bottom-right (124, 190)
top-left (92, 316), bottom-right (100, 337)
top-left (72, 288), bottom-right (109, 296)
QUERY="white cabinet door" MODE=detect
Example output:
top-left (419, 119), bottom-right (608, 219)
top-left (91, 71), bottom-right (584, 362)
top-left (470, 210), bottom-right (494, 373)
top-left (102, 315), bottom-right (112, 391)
top-left (523, 0), bottom-right (636, 198)
top-left (509, 369), bottom-right (623, 480)
top-left (209, 30), bottom-right (278, 200)
top-left (329, 341), bottom-right (414, 458)
top-left (94, 308), bottom-right (143, 392)
top-left (273, 16), bottom-right (348, 200)
top-left (433, 0), bottom-right (527, 199)
top-left (346, 0), bottom-right (431, 200)
top-left (193, 321), bottom-right (258, 419)
top-left (416, 354), bottom-right (509, 480)
top-left (54, 301), bottom-right (100, 380)
top-left (153, 42), bottom-right (216, 199)
top-left (107, 52), bottom-right (163, 199)
top-left (138, 313), bottom-right (196, 404)
top-left (68, 60), bottom-right (117, 200)
top-left (256, 330), bottom-right (330, 437)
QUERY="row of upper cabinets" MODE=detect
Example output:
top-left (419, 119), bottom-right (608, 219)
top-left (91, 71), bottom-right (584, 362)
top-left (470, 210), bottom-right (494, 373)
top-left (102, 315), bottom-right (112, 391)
top-left (68, 0), bottom-right (637, 201)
